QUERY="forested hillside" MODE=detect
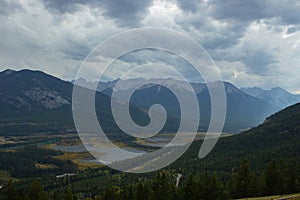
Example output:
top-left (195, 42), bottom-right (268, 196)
top-left (1, 103), bottom-right (299, 199)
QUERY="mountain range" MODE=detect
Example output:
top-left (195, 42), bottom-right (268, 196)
top-left (96, 78), bottom-right (288, 132)
top-left (0, 69), bottom-right (166, 138)
top-left (101, 80), bottom-right (280, 132)
top-left (1, 69), bottom-right (299, 135)
top-left (241, 86), bottom-right (300, 109)
top-left (94, 78), bottom-right (300, 111)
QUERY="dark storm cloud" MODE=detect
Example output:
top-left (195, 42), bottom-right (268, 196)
top-left (201, 22), bottom-right (247, 50)
top-left (175, 0), bottom-right (201, 13)
top-left (208, 0), bottom-right (268, 22)
top-left (100, 0), bottom-right (153, 26)
top-left (1, 0), bottom-right (300, 91)
top-left (42, 0), bottom-right (94, 13)
top-left (241, 48), bottom-right (278, 74)
top-left (208, 0), bottom-right (300, 25)
top-left (286, 26), bottom-right (299, 34)
top-left (60, 41), bottom-right (92, 61)
top-left (176, 0), bottom-right (300, 51)
top-left (42, 0), bottom-right (153, 26)
top-left (173, 1), bottom-right (248, 51)
top-left (173, 0), bottom-right (297, 77)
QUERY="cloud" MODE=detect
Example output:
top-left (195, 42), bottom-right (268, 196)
top-left (42, 0), bottom-right (153, 26)
top-left (42, 0), bottom-right (93, 13)
top-left (0, 0), bottom-right (22, 16)
top-left (175, 0), bottom-right (201, 13)
top-left (241, 48), bottom-right (277, 74)
top-left (208, 0), bottom-right (300, 25)
top-left (0, 0), bottom-right (123, 79)
top-left (0, 0), bottom-right (300, 92)
top-left (100, 0), bottom-right (153, 26)
top-left (110, 48), bottom-right (203, 82)
top-left (211, 21), bottom-right (279, 77)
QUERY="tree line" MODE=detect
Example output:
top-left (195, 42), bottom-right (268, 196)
top-left (2, 159), bottom-right (299, 200)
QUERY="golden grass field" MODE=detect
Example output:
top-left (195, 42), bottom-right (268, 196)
top-left (53, 151), bottom-right (104, 170)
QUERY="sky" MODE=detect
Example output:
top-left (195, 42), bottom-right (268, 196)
top-left (1, 0), bottom-right (300, 93)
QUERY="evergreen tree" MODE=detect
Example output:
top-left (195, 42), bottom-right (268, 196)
top-left (5, 180), bottom-right (18, 200)
top-left (102, 186), bottom-right (119, 200)
top-left (285, 160), bottom-right (297, 194)
top-left (52, 190), bottom-right (60, 200)
top-left (27, 180), bottom-right (50, 200)
top-left (235, 159), bottom-right (251, 198)
top-left (18, 188), bottom-right (30, 200)
top-left (136, 182), bottom-right (150, 200)
top-left (248, 173), bottom-right (258, 197)
top-left (227, 173), bottom-right (236, 198)
top-left (127, 185), bottom-right (135, 200)
top-left (198, 173), bottom-right (210, 199)
top-left (150, 172), bottom-right (173, 200)
top-left (64, 187), bottom-right (74, 200)
top-left (183, 174), bottom-right (198, 200)
top-left (264, 161), bottom-right (280, 195)
top-left (207, 173), bottom-right (225, 200)
top-left (119, 187), bottom-right (129, 200)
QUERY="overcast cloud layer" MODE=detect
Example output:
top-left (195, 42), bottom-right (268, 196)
top-left (0, 0), bottom-right (300, 93)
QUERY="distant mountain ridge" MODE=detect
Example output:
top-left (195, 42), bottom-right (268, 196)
top-left (241, 86), bottom-right (300, 109)
top-left (95, 79), bottom-right (300, 110)
top-left (95, 78), bottom-right (280, 132)
top-left (0, 69), bottom-right (284, 135)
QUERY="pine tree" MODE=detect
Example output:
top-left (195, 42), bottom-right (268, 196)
top-left (198, 173), bottom-right (210, 199)
top-left (183, 174), bottom-right (198, 200)
top-left (119, 188), bottom-right (128, 200)
top-left (285, 160), bottom-right (297, 194)
top-left (52, 190), bottom-right (60, 200)
top-left (136, 182), bottom-right (150, 200)
top-left (264, 161), bottom-right (280, 195)
top-left (150, 172), bottom-right (173, 200)
top-left (248, 173), bottom-right (258, 197)
top-left (27, 180), bottom-right (50, 200)
top-left (235, 159), bottom-right (251, 198)
top-left (64, 187), bottom-right (74, 200)
top-left (227, 173), bottom-right (236, 198)
top-left (208, 173), bottom-right (225, 200)
top-left (102, 186), bottom-right (120, 200)
top-left (127, 185), bottom-right (134, 200)
top-left (5, 180), bottom-right (18, 200)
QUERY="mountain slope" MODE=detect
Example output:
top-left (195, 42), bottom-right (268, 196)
top-left (0, 69), bottom-right (180, 137)
top-left (172, 102), bottom-right (300, 172)
top-left (257, 87), bottom-right (300, 108)
top-left (213, 82), bottom-right (279, 132)
top-left (102, 80), bottom-right (279, 132)
top-left (240, 87), bottom-right (265, 97)
top-left (0, 69), bottom-right (76, 135)
top-left (241, 86), bottom-right (300, 109)
top-left (0, 69), bottom-right (72, 115)
top-left (0, 69), bottom-right (283, 135)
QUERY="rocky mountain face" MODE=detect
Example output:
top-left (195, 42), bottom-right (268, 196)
top-left (0, 69), bottom-right (72, 112)
top-left (23, 87), bottom-right (70, 109)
